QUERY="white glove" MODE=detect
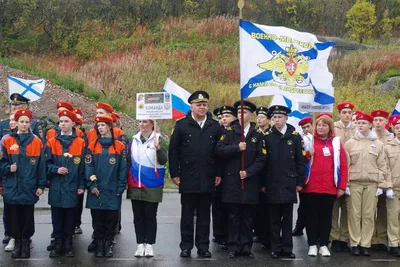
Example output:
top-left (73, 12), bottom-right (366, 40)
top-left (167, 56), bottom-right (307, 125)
top-left (376, 188), bottom-right (383, 196)
top-left (386, 189), bottom-right (395, 199)
top-left (345, 186), bottom-right (351, 196)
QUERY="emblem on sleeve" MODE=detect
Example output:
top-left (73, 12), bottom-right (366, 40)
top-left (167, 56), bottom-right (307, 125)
top-left (85, 155), bottom-right (92, 164)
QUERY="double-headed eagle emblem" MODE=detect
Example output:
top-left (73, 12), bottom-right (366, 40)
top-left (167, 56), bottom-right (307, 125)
top-left (257, 44), bottom-right (310, 87)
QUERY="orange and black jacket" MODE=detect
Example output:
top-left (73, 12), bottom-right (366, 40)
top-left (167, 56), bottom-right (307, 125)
top-left (85, 137), bottom-right (127, 210)
top-left (0, 132), bottom-right (46, 205)
top-left (87, 127), bottom-right (127, 152)
top-left (46, 131), bottom-right (86, 208)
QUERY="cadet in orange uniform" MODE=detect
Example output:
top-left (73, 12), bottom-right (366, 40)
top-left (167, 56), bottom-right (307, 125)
top-left (85, 115), bottom-right (127, 258)
top-left (46, 110), bottom-right (86, 258)
top-left (0, 109), bottom-right (46, 259)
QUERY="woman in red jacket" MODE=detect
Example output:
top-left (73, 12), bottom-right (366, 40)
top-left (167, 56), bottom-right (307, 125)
top-left (302, 115), bottom-right (348, 257)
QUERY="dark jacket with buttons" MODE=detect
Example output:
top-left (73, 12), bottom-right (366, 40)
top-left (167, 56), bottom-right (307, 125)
top-left (263, 124), bottom-right (307, 204)
top-left (169, 112), bottom-right (223, 194)
top-left (216, 122), bottom-right (267, 204)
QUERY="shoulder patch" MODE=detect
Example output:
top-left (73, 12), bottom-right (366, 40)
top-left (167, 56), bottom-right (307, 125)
top-left (220, 134), bottom-right (226, 141)
top-left (292, 131), bottom-right (298, 135)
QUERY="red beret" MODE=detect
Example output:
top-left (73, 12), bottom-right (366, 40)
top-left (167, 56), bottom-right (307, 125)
top-left (337, 102), bottom-right (354, 111)
top-left (75, 117), bottom-right (83, 125)
top-left (74, 108), bottom-right (83, 116)
top-left (94, 115), bottom-right (114, 124)
top-left (356, 113), bottom-right (373, 123)
top-left (96, 102), bottom-right (113, 113)
top-left (317, 113), bottom-right (333, 119)
top-left (298, 117), bottom-right (313, 126)
top-left (58, 110), bottom-right (77, 122)
top-left (14, 109), bottom-right (32, 121)
top-left (56, 101), bottom-right (74, 111)
top-left (353, 110), bottom-right (362, 116)
top-left (392, 117), bottom-right (400, 126)
top-left (371, 109), bottom-right (389, 119)
top-left (390, 115), bottom-right (400, 125)
top-left (112, 112), bottom-right (120, 119)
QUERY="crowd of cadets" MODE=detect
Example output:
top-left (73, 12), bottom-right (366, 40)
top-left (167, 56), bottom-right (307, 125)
top-left (1, 90), bottom-right (400, 260)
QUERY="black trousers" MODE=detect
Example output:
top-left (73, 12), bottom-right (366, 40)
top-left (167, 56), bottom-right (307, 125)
top-left (8, 204), bottom-right (35, 239)
top-left (180, 193), bottom-right (212, 251)
top-left (75, 193), bottom-right (84, 227)
top-left (304, 193), bottom-right (337, 246)
top-left (253, 192), bottom-right (270, 246)
top-left (294, 192), bottom-right (306, 230)
top-left (212, 193), bottom-right (228, 243)
top-left (269, 203), bottom-right (293, 253)
top-left (228, 203), bottom-right (255, 253)
top-left (131, 200), bottom-right (159, 244)
top-left (51, 206), bottom-right (76, 239)
top-left (3, 202), bottom-right (10, 237)
top-left (91, 209), bottom-right (119, 240)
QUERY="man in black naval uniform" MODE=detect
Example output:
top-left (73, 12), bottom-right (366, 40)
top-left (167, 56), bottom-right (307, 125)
top-left (263, 105), bottom-right (306, 259)
top-left (169, 90), bottom-right (223, 258)
top-left (216, 100), bottom-right (267, 258)
top-left (253, 106), bottom-right (271, 249)
top-left (212, 106), bottom-right (236, 250)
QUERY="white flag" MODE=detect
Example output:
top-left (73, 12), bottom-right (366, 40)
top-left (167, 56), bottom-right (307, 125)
top-left (8, 75), bottom-right (45, 102)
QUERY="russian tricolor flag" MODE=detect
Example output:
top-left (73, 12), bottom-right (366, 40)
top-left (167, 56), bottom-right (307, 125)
top-left (162, 78), bottom-right (191, 120)
top-left (388, 100), bottom-right (400, 129)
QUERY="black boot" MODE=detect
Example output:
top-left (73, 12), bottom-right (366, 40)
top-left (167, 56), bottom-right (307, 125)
top-left (64, 237), bottom-right (75, 257)
top-left (104, 239), bottom-right (114, 257)
top-left (47, 238), bottom-right (55, 251)
top-left (88, 238), bottom-right (97, 253)
top-left (49, 238), bottom-right (62, 258)
top-left (95, 239), bottom-right (105, 258)
top-left (20, 239), bottom-right (30, 258)
top-left (11, 239), bottom-right (22, 259)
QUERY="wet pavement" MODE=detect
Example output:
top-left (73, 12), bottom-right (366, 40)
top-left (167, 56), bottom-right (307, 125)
top-left (0, 192), bottom-right (399, 267)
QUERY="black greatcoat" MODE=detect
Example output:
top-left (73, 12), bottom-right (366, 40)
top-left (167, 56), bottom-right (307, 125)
top-left (168, 112), bottom-right (222, 194)
top-left (263, 124), bottom-right (306, 204)
top-left (216, 123), bottom-right (267, 204)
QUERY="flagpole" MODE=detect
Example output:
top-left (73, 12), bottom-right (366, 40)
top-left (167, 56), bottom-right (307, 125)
top-left (238, 0), bottom-right (245, 190)
top-left (154, 120), bottom-right (158, 177)
top-left (311, 112), bottom-right (317, 162)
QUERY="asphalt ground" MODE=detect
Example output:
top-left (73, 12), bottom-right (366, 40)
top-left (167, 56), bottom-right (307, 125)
top-left (0, 192), bottom-right (398, 267)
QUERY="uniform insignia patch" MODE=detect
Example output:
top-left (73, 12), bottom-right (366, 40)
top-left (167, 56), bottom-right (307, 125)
top-left (251, 137), bottom-right (257, 143)
top-left (220, 134), bottom-right (226, 141)
top-left (226, 126), bottom-right (232, 131)
top-left (73, 157), bottom-right (81, 164)
top-left (287, 140), bottom-right (293, 145)
top-left (109, 157), bottom-right (116, 164)
top-left (302, 150), bottom-right (306, 156)
top-left (30, 158), bottom-right (36, 165)
top-left (292, 131), bottom-right (298, 135)
top-left (262, 141), bottom-right (267, 155)
top-left (85, 155), bottom-right (92, 164)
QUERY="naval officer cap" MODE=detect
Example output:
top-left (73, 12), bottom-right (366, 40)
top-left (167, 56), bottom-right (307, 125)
top-left (268, 105), bottom-right (292, 116)
top-left (188, 91), bottom-right (209, 104)
top-left (234, 100), bottom-right (257, 113)
top-left (9, 93), bottom-right (30, 105)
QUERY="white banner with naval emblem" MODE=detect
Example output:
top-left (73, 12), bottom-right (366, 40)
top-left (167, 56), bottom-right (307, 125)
top-left (240, 20), bottom-right (335, 105)
top-left (136, 92), bottom-right (172, 120)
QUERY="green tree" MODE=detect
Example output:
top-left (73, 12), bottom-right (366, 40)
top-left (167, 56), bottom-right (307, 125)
top-left (345, 0), bottom-right (377, 43)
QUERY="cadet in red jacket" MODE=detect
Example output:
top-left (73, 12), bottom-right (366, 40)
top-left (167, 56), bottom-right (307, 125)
top-left (46, 110), bottom-right (86, 258)
top-left (0, 109), bottom-right (46, 259)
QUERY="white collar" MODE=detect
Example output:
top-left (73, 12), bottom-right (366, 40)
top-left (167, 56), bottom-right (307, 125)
top-left (61, 131), bottom-right (72, 136)
top-left (192, 113), bottom-right (206, 128)
top-left (278, 124), bottom-right (287, 135)
top-left (243, 123), bottom-right (251, 137)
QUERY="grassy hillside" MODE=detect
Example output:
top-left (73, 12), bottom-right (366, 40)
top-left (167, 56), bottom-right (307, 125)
top-left (1, 16), bottom-right (400, 134)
